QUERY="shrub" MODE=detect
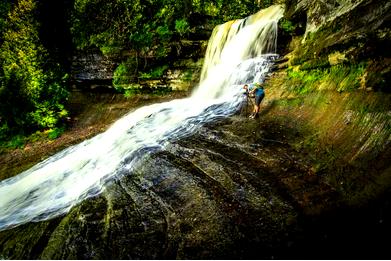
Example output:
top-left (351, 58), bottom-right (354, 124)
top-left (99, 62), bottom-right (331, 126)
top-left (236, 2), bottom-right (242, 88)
top-left (139, 65), bottom-right (169, 80)
top-left (47, 127), bottom-right (65, 140)
top-left (0, 0), bottom-right (69, 137)
top-left (113, 58), bottom-right (137, 91)
top-left (279, 18), bottom-right (296, 34)
top-left (175, 19), bottom-right (190, 36)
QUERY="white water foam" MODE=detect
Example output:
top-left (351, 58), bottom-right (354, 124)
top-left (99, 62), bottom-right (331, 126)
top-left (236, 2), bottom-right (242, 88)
top-left (0, 5), bottom-right (284, 231)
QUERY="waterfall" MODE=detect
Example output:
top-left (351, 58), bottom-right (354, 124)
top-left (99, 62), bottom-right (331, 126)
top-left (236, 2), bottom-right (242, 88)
top-left (0, 5), bottom-right (284, 231)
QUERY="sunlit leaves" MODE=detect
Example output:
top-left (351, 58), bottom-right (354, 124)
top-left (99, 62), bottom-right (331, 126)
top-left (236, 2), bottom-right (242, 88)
top-left (175, 19), bottom-right (190, 36)
top-left (0, 0), bottom-right (69, 136)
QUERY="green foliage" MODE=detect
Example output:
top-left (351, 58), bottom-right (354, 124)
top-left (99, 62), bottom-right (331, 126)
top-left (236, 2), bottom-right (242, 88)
top-left (182, 69), bottom-right (193, 82)
top-left (114, 58), bottom-right (169, 90)
top-left (287, 62), bottom-right (367, 94)
top-left (113, 58), bottom-right (137, 91)
top-left (279, 18), bottom-right (296, 34)
top-left (287, 68), bottom-right (323, 94)
top-left (175, 19), bottom-right (190, 36)
top-left (28, 101), bottom-right (68, 129)
top-left (130, 26), bottom-right (153, 53)
top-left (300, 57), bottom-right (330, 70)
top-left (331, 63), bottom-right (366, 92)
top-left (123, 85), bottom-right (172, 98)
top-left (192, 0), bottom-right (259, 21)
top-left (6, 135), bottom-right (25, 149)
top-left (139, 65), bottom-right (169, 80)
top-left (150, 86), bottom-right (172, 95)
top-left (124, 88), bottom-right (142, 98)
top-left (0, 0), bottom-right (69, 140)
top-left (47, 127), bottom-right (65, 140)
top-left (0, 123), bottom-right (10, 141)
top-left (0, 0), bottom-right (12, 38)
top-left (72, 0), bottom-right (143, 52)
top-left (71, 0), bottom-right (259, 56)
top-left (156, 25), bottom-right (172, 42)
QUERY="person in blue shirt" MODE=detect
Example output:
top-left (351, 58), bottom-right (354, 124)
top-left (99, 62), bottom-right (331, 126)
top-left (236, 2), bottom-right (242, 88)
top-left (243, 82), bottom-right (265, 119)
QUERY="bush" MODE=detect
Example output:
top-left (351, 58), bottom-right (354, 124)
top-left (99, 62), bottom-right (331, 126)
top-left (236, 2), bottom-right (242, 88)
top-left (0, 0), bottom-right (69, 137)
top-left (175, 19), bottom-right (190, 36)
top-left (156, 24), bottom-right (172, 41)
top-left (113, 58), bottom-right (138, 91)
top-left (47, 127), bottom-right (65, 140)
top-left (7, 135), bottom-right (25, 149)
top-left (139, 65), bottom-right (169, 80)
top-left (279, 18), bottom-right (296, 34)
top-left (0, 1), bottom-right (12, 37)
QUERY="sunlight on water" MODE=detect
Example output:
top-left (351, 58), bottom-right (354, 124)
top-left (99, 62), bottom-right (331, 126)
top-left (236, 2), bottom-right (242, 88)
top-left (0, 5), bottom-right (284, 231)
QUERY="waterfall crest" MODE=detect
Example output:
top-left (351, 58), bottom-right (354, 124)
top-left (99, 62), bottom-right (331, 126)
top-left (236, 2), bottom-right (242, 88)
top-left (0, 5), bottom-right (284, 231)
top-left (199, 5), bottom-right (283, 82)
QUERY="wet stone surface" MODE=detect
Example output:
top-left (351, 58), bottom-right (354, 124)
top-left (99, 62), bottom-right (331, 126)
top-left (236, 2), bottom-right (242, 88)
top-left (0, 114), bottom-right (389, 259)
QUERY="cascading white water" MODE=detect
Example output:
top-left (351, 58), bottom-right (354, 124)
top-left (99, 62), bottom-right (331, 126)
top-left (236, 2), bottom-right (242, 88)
top-left (0, 5), bottom-right (284, 231)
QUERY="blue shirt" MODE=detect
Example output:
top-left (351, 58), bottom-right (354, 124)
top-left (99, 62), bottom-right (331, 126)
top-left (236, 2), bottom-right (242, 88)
top-left (248, 83), bottom-right (264, 96)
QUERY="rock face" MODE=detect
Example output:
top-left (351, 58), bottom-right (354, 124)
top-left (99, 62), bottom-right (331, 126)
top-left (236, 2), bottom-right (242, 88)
top-left (0, 110), bottom-right (390, 259)
top-left (285, 0), bottom-right (391, 34)
top-left (70, 52), bottom-right (118, 90)
top-left (70, 40), bottom-right (207, 91)
top-left (0, 113), bottom-right (329, 259)
top-left (282, 0), bottom-right (391, 87)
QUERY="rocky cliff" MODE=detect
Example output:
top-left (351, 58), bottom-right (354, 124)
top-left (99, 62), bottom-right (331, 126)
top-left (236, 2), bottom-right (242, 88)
top-left (269, 0), bottom-right (391, 206)
top-left (70, 40), bottom-right (207, 91)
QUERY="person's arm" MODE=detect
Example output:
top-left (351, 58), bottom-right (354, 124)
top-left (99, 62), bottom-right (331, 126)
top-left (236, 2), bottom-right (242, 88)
top-left (251, 83), bottom-right (262, 94)
top-left (249, 84), bottom-right (257, 95)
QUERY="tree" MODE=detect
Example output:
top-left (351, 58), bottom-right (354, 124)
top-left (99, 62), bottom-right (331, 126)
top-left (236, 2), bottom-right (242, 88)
top-left (0, 0), bottom-right (68, 137)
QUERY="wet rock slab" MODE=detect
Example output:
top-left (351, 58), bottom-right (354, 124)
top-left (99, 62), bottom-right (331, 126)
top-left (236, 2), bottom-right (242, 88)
top-left (0, 115), bottom-right (385, 259)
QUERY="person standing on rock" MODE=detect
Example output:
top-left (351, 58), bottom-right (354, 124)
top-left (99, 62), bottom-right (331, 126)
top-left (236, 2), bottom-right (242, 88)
top-left (243, 82), bottom-right (265, 118)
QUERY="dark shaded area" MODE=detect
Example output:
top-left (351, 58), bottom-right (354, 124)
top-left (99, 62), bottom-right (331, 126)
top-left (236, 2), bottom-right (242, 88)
top-left (37, 0), bottom-right (73, 70)
top-left (277, 192), bottom-right (391, 259)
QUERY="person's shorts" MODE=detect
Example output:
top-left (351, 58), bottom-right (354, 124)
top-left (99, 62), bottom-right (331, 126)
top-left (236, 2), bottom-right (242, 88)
top-left (255, 93), bottom-right (265, 106)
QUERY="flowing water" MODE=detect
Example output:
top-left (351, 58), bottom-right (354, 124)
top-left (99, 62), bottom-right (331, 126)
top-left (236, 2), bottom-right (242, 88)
top-left (0, 5), bottom-right (284, 231)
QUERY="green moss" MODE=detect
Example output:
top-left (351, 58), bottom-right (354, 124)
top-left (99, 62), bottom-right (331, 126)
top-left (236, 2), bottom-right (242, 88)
top-left (300, 56), bottom-right (330, 70)
top-left (275, 97), bottom-right (304, 107)
top-left (286, 68), bottom-right (323, 94)
top-left (286, 62), bottom-right (367, 94)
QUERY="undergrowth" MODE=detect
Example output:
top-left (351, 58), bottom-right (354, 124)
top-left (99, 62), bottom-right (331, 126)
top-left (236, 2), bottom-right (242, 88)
top-left (0, 127), bottom-right (65, 151)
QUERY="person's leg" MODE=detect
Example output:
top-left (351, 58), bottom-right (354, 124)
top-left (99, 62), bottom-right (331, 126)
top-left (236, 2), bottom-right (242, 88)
top-left (254, 94), bottom-right (264, 117)
top-left (249, 105), bottom-right (257, 118)
top-left (249, 98), bottom-right (257, 117)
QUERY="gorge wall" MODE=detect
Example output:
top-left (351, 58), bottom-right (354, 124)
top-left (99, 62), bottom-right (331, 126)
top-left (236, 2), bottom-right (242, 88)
top-left (268, 0), bottom-right (391, 206)
top-left (70, 40), bottom-right (207, 91)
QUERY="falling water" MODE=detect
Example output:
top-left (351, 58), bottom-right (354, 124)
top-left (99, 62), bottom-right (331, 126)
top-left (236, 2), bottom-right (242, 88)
top-left (0, 5), bottom-right (284, 231)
